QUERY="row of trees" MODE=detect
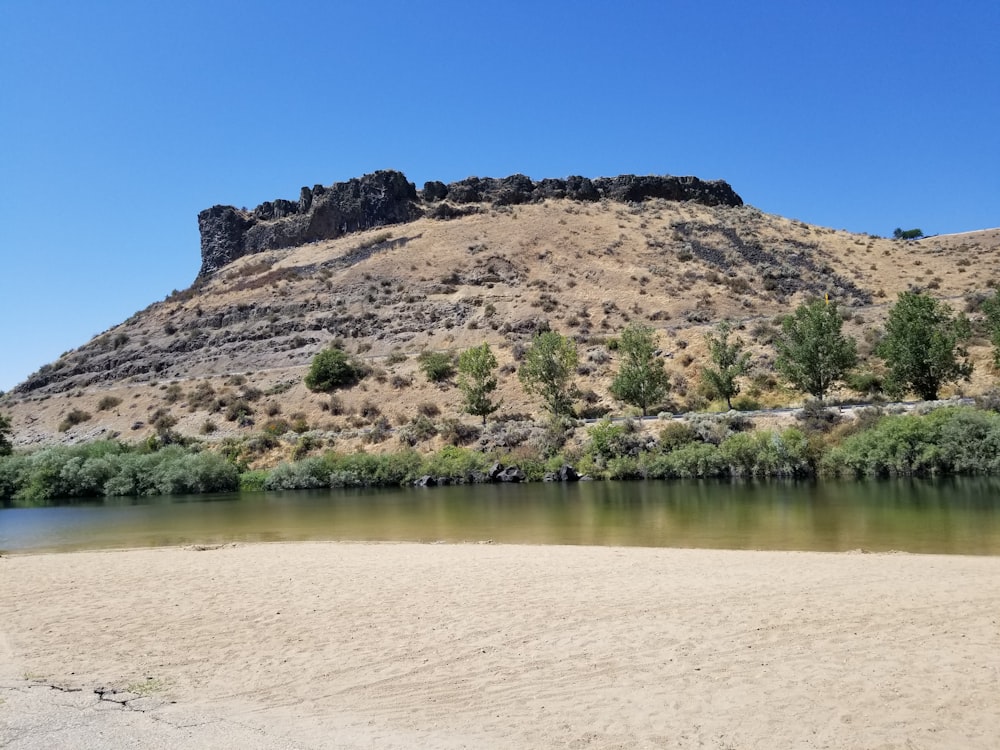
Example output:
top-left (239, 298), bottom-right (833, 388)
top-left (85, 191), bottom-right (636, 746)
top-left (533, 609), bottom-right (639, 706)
top-left (773, 291), bottom-right (972, 402)
top-left (304, 289), bottom-right (978, 425)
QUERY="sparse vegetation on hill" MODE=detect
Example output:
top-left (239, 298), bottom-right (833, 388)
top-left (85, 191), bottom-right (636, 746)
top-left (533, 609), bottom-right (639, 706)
top-left (4, 174), bottom-right (1000, 457)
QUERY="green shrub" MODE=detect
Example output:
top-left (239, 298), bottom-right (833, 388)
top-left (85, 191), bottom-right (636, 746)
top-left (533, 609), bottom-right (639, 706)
top-left (417, 402), bottom-right (440, 417)
top-left (187, 381), bottom-right (217, 410)
top-left (328, 450), bottom-right (423, 487)
top-left (264, 457), bottom-right (333, 490)
top-left (418, 351), bottom-right (456, 382)
top-left (58, 409), bottom-right (92, 432)
top-left (440, 418), bottom-right (481, 446)
top-left (822, 407), bottom-right (1000, 477)
top-left (658, 422), bottom-right (699, 451)
top-left (399, 414), bottom-right (437, 446)
top-left (304, 347), bottom-right (363, 392)
top-left (606, 455), bottom-right (641, 479)
top-left (422, 446), bottom-right (488, 479)
top-left (262, 418), bottom-right (291, 436)
top-left (846, 371), bottom-right (884, 398)
top-left (224, 399), bottom-right (253, 422)
top-left (150, 408), bottom-right (177, 433)
top-left (585, 418), bottom-right (644, 468)
top-left (795, 401), bottom-right (843, 433)
top-left (97, 395), bottom-right (122, 411)
top-left (731, 395), bottom-right (761, 411)
top-left (0, 441), bottom-right (238, 503)
top-left (719, 428), bottom-right (812, 478)
top-left (639, 443), bottom-right (726, 479)
top-left (239, 470), bottom-right (268, 491)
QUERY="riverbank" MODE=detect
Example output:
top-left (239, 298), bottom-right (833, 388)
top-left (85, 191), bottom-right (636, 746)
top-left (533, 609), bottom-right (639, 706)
top-left (3, 543), bottom-right (999, 748)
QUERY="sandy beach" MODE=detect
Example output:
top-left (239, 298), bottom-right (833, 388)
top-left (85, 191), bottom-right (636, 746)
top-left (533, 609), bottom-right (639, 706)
top-left (2, 542), bottom-right (999, 749)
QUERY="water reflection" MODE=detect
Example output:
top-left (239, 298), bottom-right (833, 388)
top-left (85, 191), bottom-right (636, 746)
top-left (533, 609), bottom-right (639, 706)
top-left (2, 478), bottom-right (1000, 554)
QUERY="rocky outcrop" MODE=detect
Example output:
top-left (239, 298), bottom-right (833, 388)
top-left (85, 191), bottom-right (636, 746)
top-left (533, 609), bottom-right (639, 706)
top-left (198, 171), bottom-right (421, 277)
top-left (198, 170), bottom-right (742, 277)
top-left (433, 173), bottom-right (742, 207)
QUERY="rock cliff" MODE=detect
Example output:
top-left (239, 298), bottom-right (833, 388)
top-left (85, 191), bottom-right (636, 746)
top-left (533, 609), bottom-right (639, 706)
top-left (197, 170), bottom-right (742, 276)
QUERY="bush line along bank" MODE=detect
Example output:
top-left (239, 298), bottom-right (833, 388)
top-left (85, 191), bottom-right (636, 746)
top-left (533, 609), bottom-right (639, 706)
top-left (3, 404), bottom-right (1000, 506)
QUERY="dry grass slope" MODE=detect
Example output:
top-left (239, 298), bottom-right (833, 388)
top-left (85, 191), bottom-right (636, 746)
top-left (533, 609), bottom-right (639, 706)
top-left (4, 197), bottom-right (1000, 456)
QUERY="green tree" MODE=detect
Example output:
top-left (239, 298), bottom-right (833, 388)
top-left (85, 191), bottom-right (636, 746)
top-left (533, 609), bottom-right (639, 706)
top-left (878, 291), bottom-right (972, 400)
top-left (304, 346), bottom-right (362, 392)
top-left (702, 321), bottom-right (751, 410)
top-left (980, 290), bottom-right (1000, 367)
top-left (418, 351), bottom-right (456, 383)
top-left (0, 412), bottom-right (12, 456)
top-left (610, 323), bottom-right (670, 415)
top-left (893, 228), bottom-right (924, 240)
top-left (774, 299), bottom-right (858, 401)
top-left (518, 331), bottom-right (578, 418)
top-left (457, 343), bottom-right (501, 424)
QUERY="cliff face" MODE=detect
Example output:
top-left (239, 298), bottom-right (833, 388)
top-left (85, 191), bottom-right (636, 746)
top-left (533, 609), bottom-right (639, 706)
top-left (197, 170), bottom-right (743, 277)
top-left (198, 170), bottom-right (421, 277)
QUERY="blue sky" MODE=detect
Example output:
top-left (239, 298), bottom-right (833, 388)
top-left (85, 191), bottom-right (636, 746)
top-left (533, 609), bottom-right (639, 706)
top-left (2, 1), bottom-right (998, 392)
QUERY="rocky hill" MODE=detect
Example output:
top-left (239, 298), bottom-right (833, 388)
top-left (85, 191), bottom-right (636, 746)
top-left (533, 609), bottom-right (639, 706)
top-left (5, 170), bottom-right (1000, 450)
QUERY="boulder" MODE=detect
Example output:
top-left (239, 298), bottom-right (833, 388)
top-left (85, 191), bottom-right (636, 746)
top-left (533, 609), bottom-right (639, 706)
top-left (497, 466), bottom-right (526, 483)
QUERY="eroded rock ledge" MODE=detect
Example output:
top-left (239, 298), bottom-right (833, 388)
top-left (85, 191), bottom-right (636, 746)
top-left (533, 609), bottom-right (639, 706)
top-left (198, 170), bottom-right (742, 276)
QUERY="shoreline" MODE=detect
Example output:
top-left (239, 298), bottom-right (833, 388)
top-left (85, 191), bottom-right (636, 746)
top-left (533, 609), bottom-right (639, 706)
top-left (3, 542), bottom-right (1000, 748)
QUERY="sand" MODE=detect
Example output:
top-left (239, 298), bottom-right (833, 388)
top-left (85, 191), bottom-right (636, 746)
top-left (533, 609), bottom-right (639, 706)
top-left (2, 543), bottom-right (999, 749)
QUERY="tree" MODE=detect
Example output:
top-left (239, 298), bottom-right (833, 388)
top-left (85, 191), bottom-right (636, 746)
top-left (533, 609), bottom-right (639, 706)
top-left (774, 299), bottom-right (858, 401)
top-left (610, 323), bottom-right (670, 415)
top-left (0, 412), bottom-right (12, 456)
top-left (457, 343), bottom-right (501, 424)
top-left (418, 351), bottom-right (456, 383)
top-left (980, 291), bottom-right (1000, 367)
top-left (893, 228), bottom-right (924, 240)
top-left (701, 321), bottom-right (751, 410)
top-left (878, 291), bottom-right (972, 400)
top-left (518, 331), bottom-right (578, 418)
top-left (304, 346), bottom-right (362, 392)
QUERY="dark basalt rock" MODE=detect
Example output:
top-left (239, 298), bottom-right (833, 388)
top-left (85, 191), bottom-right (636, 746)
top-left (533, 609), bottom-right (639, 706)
top-left (197, 170), bottom-right (421, 277)
top-left (543, 465), bottom-right (580, 482)
top-left (198, 170), bottom-right (742, 277)
top-left (487, 463), bottom-right (526, 483)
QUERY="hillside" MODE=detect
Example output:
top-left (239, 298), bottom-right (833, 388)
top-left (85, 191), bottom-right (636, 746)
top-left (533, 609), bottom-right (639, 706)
top-left (4, 171), bottom-right (1000, 452)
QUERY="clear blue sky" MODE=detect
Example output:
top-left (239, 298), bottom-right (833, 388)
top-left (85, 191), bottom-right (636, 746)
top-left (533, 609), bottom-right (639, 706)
top-left (2, 1), bottom-right (998, 392)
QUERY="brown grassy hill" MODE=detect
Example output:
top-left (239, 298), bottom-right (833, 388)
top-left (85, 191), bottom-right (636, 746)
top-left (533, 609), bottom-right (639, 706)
top-left (5, 191), bottom-right (1000, 454)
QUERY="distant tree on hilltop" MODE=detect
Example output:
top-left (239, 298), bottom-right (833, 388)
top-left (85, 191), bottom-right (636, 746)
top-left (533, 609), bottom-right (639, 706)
top-left (893, 227), bottom-right (924, 240)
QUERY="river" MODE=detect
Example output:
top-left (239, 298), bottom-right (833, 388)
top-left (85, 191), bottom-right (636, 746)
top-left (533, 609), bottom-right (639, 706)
top-left (3, 477), bottom-right (1000, 554)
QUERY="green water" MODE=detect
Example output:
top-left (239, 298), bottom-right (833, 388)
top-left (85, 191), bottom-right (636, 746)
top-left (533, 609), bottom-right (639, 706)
top-left (3, 478), bottom-right (1000, 554)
